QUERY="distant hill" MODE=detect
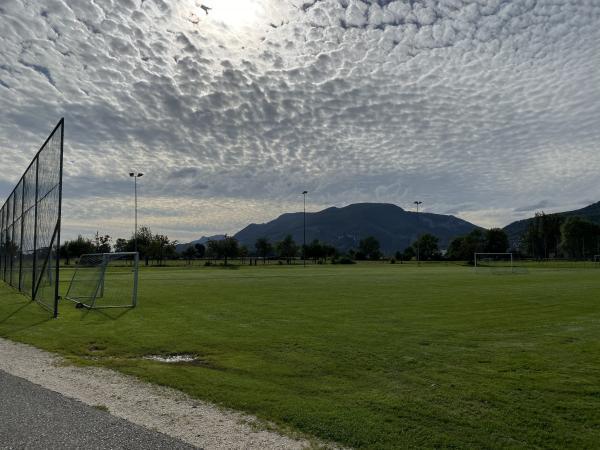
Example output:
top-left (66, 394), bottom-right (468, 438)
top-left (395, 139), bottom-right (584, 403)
top-left (503, 201), bottom-right (600, 243)
top-left (234, 203), bottom-right (481, 255)
top-left (175, 235), bottom-right (225, 253)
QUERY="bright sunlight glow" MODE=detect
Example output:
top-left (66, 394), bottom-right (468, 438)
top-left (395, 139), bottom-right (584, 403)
top-left (203, 0), bottom-right (264, 30)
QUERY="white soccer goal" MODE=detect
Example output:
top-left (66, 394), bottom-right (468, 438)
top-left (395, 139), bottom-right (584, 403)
top-left (65, 252), bottom-right (139, 309)
top-left (474, 253), bottom-right (514, 272)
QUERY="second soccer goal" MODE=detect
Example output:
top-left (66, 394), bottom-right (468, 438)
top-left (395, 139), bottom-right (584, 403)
top-left (65, 252), bottom-right (139, 309)
top-left (474, 253), bottom-right (514, 272)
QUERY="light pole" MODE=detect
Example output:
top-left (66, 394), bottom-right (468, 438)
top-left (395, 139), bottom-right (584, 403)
top-left (414, 201), bottom-right (422, 265)
top-left (302, 191), bottom-right (308, 267)
top-left (129, 172), bottom-right (144, 254)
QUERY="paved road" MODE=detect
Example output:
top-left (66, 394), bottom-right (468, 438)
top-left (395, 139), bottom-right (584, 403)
top-left (0, 369), bottom-right (197, 449)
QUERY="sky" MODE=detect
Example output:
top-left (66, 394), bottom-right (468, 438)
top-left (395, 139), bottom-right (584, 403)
top-left (0, 0), bottom-right (599, 243)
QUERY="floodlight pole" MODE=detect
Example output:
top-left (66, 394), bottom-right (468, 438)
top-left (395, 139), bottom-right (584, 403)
top-left (302, 191), bottom-right (308, 267)
top-left (414, 201), bottom-right (422, 266)
top-left (130, 172), bottom-right (143, 254)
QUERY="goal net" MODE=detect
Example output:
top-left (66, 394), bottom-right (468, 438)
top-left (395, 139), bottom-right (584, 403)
top-left (65, 252), bottom-right (139, 309)
top-left (474, 253), bottom-right (514, 272)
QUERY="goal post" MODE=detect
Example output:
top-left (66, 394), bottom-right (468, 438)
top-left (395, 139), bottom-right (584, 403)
top-left (65, 252), bottom-right (139, 309)
top-left (474, 253), bottom-right (514, 271)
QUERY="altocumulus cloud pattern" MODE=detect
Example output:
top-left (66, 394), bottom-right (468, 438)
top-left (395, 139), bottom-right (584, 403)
top-left (0, 0), bottom-right (599, 240)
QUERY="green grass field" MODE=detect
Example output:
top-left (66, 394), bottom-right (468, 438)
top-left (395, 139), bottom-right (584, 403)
top-left (1, 262), bottom-right (599, 449)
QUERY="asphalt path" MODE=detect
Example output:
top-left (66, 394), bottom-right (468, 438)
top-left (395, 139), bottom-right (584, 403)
top-left (0, 369), bottom-right (197, 449)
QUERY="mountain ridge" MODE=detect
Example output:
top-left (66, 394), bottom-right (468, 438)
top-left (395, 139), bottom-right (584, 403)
top-left (233, 202), bottom-right (479, 255)
top-left (175, 234), bottom-right (226, 253)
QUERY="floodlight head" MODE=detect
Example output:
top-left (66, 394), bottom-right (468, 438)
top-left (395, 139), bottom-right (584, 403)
top-left (129, 172), bottom-right (135, 177)
top-left (302, 191), bottom-right (308, 195)
top-left (138, 173), bottom-right (144, 177)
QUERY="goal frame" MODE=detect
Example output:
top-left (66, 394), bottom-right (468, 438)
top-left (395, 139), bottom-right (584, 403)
top-left (474, 253), bottom-right (514, 270)
top-left (65, 252), bottom-right (139, 309)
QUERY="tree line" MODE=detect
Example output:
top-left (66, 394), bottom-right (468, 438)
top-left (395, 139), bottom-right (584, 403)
top-left (181, 235), bottom-right (338, 265)
top-left (520, 213), bottom-right (600, 259)
top-left (177, 232), bottom-right (503, 264)
top-left (60, 214), bottom-right (600, 266)
top-left (60, 226), bottom-right (177, 266)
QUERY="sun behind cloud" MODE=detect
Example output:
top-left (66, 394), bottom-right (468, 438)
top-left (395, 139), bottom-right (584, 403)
top-left (200, 0), bottom-right (265, 30)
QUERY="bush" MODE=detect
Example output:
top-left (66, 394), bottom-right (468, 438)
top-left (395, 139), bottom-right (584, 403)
top-left (333, 257), bottom-right (355, 265)
top-left (390, 258), bottom-right (396, 264)
top-left (204, 261), bottom-right (212, 267)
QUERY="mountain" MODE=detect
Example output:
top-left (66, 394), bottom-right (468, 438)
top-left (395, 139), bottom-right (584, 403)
top-left (234, 203), bottom-right (481, 255)
top-left (175, 235), bottom-right (225, 253)
top-left (503, 201), bottom-right (600, 242)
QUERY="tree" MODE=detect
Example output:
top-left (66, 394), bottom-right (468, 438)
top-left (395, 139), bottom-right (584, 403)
top-left (276, 235), bottom-right (298, 264)
top-left (541, 213), bottom-right (563, 257)
top-left (59, 242), bottom-right (71, 265)
top-left (114, 238), bottom-right (128, 253)
top-left (402, 246), bottom-right (415, 261)
top-left (560, 217), bottom-right (600, 258)
top-left (194, 243), bottom-right (206, 259)
top-left (64, 235), bottom-right (95, 263)
top-left (522, 212), bottom-right (564, 258)
top-left (485, 228), bottom-right (509, 253)
top-left (322, 243), bottom-right (338, 261)
top-left (255, 237), bottom-right (273, 263)
top-left (305, 239), bottom-right (323, 263)
top-left (412, 234), bottom-right (440, 260)
top-left (136, 226), bottom-right (154, 265)
top-left (207, 236), bottom-right (239, 265)
top-left (182, 246), bottom-right (196, 264)
top-left (221, 236), bottom-right (239, 265)
top-left (358, 236), bottom-right (381, 261)
top-left (394, 250), bottom-right (404, 263)
top-left (239, 245), bottom-right (249, 264)
top-left (61, 233), bottom-right (113, 265)
top-left (465, 229), bottom-right (486, 262)
top-left (445, 236), bottom-right (465, 260)
top-left (113, 227), bottom-right (178, 265)
top-left (147, 234), bottom-right (177, 265)
top-left (304, 240), bottom-right (336, 263)
top-left (445, 229), bottom-right (486, 262)
top-left (93, 231), bottom-right (112, 253)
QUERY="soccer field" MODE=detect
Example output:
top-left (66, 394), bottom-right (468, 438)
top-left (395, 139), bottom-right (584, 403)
top-left (0, 263), bottom-right (599, 449)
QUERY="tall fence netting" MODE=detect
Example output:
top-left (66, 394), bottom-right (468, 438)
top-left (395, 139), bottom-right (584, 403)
top-left (0, 119), bottom-right (63, 316)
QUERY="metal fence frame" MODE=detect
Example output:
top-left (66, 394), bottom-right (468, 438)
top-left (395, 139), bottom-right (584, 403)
top-left (0, 119), bottom-right (64, 317)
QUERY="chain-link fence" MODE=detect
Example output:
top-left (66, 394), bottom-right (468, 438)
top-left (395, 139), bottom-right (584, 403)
top-left (0, 119), bottom-right (64, 317)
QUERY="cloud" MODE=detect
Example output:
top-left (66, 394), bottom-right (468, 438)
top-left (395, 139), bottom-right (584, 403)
top-left (513, 200), bottom-right (556, 213)
top-left (0, 0), bottom-right (599, 242)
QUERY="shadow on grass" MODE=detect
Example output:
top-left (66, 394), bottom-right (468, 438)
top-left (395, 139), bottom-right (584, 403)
top-left (0, 300), bottom-right (53, 335)
top-left (0, 301), bottom-right (33, 325)
top-left (77, 305), bottom-right (134, 321)
top-left (3, 317), bottom-right (53, 335)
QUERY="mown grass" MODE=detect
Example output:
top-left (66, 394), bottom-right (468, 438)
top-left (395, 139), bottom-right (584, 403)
top-left (0, 263), bottom-right (599, 449)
